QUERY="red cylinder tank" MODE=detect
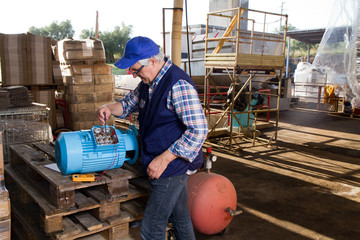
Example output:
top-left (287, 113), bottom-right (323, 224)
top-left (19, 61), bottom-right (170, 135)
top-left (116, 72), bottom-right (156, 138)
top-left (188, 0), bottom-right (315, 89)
top-left (187, 172), bottom-right (237, 235)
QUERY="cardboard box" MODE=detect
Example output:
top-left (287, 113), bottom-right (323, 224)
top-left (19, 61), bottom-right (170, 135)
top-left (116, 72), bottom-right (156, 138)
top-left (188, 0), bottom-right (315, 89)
top-left (57, 38), bottom-right (105, 63)
top-left (68, 103), bottom-right (95, 113)
top-left (68, 118), bottom-right (114, 130)
top-left (60, 63), bottom-right (112, 85)
top-left (0, 33), bottom-right (28, 85)
top-left (63, 75), bottom-right (94, 85)
top-left (65, 84), bottom-right (95, 94)
top-left (93, 63), bottom-right (112, 75)
top-left (60, 63), bottom-right (93, 76)
top-left (68, 112), bottom-right (97, 122)
top-left (68, 121), bottom-right (96, 130)
top-left (62, 63), bottom-right (111, 76)
top-left (68, 112), bottom-right (115, 125)
top-left (95, 74), bottom-right (114, 85)
top-left (66, 92), bottom-right (113, 104)
top-left (95, 83), bottom-right (114, 93)
top-left (26, 33), bottom-right (52, 85)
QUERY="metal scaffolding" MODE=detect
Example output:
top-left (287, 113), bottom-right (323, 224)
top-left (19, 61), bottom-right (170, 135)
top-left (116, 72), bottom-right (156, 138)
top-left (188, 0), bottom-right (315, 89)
top-left (203, 7), bottom-right (288, 154)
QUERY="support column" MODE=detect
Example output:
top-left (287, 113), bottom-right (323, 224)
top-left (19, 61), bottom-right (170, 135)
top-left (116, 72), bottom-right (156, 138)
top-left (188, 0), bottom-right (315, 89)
top-left (171, 0), bottom-right (183, 67)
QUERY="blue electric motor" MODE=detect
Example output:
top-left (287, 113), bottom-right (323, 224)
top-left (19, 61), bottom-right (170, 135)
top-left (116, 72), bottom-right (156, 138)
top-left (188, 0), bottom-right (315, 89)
top-left (55, 125), bottom-right (139, 175)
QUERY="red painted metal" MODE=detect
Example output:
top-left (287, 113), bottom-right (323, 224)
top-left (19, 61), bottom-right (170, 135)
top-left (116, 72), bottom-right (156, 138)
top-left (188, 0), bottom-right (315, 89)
top-left (187, 172), bottom-right (237, 235)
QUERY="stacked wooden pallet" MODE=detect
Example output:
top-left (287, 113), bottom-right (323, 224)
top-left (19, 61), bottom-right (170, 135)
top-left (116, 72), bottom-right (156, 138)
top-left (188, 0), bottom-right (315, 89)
top-left (5, 142), bottom-right (149, 240)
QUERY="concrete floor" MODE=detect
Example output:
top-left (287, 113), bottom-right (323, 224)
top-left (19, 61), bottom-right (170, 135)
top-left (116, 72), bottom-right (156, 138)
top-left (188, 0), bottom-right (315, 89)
top-left (195, 107), bottom-right (360, 240)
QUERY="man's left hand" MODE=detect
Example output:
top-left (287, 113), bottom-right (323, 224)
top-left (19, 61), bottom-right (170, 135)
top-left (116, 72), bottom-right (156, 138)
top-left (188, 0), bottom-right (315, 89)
top-left (147, 150), bottom-right (177, 179)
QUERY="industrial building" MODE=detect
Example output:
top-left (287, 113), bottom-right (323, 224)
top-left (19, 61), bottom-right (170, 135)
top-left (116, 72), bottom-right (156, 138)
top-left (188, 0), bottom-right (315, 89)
top-left (0, 0), bottom-right (359, 239)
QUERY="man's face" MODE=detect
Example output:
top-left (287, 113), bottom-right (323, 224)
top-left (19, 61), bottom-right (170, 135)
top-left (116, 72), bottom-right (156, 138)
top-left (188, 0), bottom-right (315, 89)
top-left (129, 61), bottom-right (154, 84)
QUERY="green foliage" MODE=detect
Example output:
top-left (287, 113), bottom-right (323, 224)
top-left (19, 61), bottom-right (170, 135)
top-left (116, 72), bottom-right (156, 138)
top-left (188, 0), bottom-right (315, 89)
top-left (282, 24), bottom-right (319, 58)
top-left (80, 23), bottom-right (132, 63)
top-left (320, 42), bottom-right (345, 55)
top-left (79, 29), bottom-right (95, 39)
top-left (108, 63), bottom-right (127, 75)
top-left (28, 20), bottom-right (75, 40)
top-left (282, 23), bottom-right (297, 32)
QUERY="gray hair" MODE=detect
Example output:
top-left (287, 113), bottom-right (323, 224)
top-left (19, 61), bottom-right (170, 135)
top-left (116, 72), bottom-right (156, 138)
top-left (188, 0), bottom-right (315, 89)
top-left (138, 52), bottom-right (164, 66)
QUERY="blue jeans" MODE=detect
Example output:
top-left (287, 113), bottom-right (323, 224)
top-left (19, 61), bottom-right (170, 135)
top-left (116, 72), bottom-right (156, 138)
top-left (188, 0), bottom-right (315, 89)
top-left (140, 174), bottom-right (196, 240)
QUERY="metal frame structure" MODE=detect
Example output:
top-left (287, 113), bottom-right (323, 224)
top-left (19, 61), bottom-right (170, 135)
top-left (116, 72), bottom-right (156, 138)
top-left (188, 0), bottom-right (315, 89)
top-left (203, 7), bottom-right (288, 154)
top-left (0, 104), bottom-right (50, 163)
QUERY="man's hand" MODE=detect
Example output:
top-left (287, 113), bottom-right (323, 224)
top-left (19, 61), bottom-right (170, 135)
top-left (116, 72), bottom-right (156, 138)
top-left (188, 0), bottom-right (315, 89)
top-left (147, 150), bottom-right (177, 179)
top-left (96, 102), bottom-right (124, 125)
top-left (96, 106), bottom-right (111, 125)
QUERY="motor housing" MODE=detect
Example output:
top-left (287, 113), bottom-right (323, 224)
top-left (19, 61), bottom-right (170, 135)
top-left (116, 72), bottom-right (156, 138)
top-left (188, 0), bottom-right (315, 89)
top-left (55, 125), bottom-right (139, 175)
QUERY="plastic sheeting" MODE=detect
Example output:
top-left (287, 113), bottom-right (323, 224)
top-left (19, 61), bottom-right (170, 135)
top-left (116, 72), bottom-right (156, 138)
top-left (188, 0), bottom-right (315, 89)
top-left (294, 0), bottom-right (360, 108)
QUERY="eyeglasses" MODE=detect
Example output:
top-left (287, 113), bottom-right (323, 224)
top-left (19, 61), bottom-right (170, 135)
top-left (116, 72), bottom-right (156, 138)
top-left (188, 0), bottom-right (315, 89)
top-left (128, 65), bottom-right (145, 76)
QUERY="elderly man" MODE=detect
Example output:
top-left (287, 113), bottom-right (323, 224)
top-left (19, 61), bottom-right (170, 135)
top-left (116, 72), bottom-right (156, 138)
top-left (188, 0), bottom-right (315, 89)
top-left (97, 36), bottom-right (208, 240)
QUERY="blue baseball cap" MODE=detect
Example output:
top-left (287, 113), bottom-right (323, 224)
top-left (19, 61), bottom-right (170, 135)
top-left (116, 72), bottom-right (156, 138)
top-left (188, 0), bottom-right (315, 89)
top-left (114, 36), bottom-right (160, 69)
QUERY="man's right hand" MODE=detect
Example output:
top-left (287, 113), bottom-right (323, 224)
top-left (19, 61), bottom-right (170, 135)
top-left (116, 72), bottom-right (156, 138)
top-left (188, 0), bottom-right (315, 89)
top-left (96, 106), bottom-right (111, 125)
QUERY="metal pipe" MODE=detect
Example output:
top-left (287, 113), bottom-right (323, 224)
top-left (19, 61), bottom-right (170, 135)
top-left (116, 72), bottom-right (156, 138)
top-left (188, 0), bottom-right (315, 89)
top-left (286, 37), bottom-right (290, 77)
top-left (184, 0), bottom-right (191, 77)
top-left (162, 8), bottom-right (166, 56)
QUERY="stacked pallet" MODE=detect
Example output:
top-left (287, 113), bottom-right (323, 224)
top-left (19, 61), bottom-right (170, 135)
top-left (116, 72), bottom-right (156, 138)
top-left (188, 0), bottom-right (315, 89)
top-left (5, 142), bottom-right (149, 239)
top-left (57, 39), bottom-right (115, 130)
top-left (0, 131), bottom-right (11, 240)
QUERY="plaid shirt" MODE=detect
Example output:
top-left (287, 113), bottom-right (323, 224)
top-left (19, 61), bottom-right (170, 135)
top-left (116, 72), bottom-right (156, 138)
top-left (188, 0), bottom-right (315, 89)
top-left (118, 59), bottom-right (208, 162)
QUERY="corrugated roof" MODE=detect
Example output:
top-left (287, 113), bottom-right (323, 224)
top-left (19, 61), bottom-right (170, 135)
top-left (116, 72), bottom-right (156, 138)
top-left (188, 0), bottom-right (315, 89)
top-left (287, 28), bottom-right (326, 44)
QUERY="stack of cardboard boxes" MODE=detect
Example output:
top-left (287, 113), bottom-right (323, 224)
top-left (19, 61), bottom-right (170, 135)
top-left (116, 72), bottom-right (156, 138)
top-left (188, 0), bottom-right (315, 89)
top-left (0, 33), bottom-right (58, 130)
top-left (0, 33), bottom-right (53, 86)
top-left (57, 38), bottom-right (114, 130)
top-left (0, 33), bottom-right (28, 86)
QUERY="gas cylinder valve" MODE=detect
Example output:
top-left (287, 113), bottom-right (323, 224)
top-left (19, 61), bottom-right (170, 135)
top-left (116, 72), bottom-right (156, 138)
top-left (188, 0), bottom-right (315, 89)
top-left (225, 207), bottom-right (243, 217)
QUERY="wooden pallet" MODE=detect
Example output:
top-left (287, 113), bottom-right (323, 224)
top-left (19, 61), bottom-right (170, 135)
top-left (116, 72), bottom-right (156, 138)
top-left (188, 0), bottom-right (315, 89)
top-left (9, 143), bottom-right (144, 209)
top-left (5, 164), bottom-right (148, 235)
top-left (11, 204), bottom-right (138, 240)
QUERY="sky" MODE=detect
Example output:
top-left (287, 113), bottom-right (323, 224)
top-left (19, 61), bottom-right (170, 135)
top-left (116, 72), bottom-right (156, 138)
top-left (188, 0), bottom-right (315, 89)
top-left (0, 0), bottom-right (334, 46)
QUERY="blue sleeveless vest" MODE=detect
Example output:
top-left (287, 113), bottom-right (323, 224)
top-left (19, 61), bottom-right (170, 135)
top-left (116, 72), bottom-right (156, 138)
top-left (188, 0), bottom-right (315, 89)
top-left (137, 63), bottom-right (203, 178)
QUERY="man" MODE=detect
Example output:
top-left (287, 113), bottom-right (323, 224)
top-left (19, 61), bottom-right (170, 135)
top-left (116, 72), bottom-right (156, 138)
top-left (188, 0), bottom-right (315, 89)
top-left (96, 36), bottom-right (208, 240)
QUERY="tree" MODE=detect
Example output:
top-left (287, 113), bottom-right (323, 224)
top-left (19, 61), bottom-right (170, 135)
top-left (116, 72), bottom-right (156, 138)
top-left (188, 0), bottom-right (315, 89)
top-left (28, 20), bottom-right (75, 40)
top-left (79, 29), bottom-right (95, 39)
top-left (80, 23), bottom-right (132, 63)
top-left (282, 24), bottom-right (319, 58)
